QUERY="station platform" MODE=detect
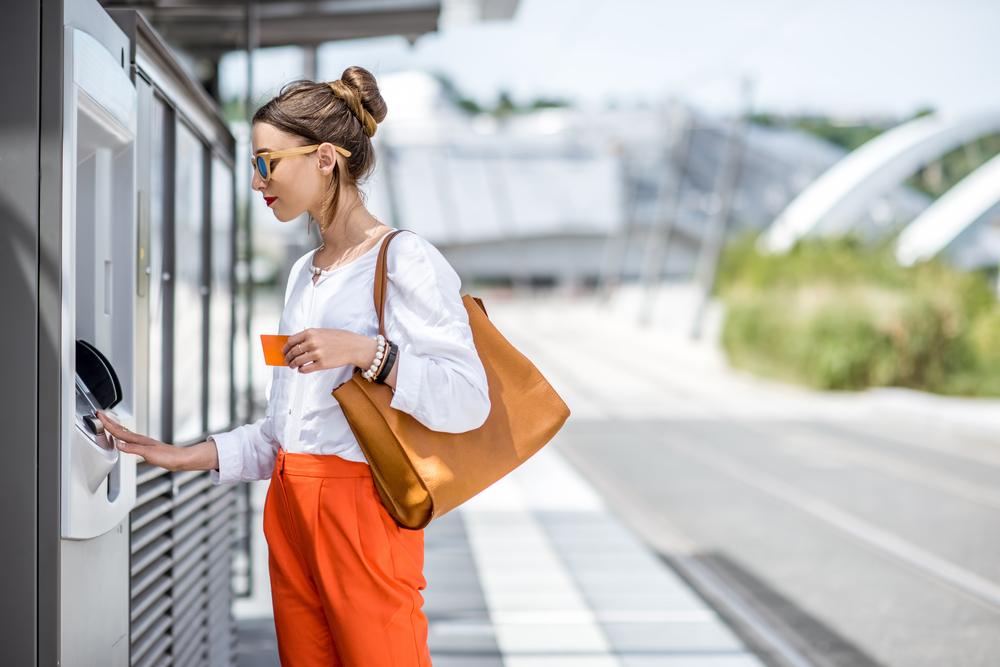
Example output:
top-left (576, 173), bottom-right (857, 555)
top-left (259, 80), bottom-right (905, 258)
top-left (235, 437), bottom-right (761, 666)
top-left (230, 288), bottom-right (756, 665)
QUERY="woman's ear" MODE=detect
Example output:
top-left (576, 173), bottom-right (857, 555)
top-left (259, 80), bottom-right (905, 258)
top-left (316, 142), bottom-right (340, 175)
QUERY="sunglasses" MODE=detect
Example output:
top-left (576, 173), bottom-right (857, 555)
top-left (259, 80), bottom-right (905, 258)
top-left (251, 143), bottom-right (352, 182)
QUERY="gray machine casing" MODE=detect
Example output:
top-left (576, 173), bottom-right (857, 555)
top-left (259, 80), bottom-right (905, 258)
top-left (60, 2), bottom-right (139, 664)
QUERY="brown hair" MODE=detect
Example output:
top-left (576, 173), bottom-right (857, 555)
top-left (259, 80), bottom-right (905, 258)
top-left (252, 66), bottom-right (388, 231)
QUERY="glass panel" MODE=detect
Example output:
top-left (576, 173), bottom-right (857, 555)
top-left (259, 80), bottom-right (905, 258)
top-left (148, 96), bottom-right (167, 441)
top-left (173, 121), bottom-right (205, 443)
top-left (208, 157), bottom-right (234, 432)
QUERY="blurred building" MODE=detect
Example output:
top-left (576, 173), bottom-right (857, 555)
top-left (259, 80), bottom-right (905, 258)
top-left (276, 72), bottom-right (933, 289)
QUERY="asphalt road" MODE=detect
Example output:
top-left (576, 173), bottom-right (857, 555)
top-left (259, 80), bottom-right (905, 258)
top-left (555, 415), bottom-right (1000, 667)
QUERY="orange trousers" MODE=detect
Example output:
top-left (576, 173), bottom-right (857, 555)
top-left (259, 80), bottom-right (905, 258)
top-left (263, 447), bottom-right (432, 666)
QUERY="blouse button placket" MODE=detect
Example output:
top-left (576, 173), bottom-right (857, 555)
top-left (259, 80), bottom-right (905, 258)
top-left (284, 275), bottom-right (319, 447)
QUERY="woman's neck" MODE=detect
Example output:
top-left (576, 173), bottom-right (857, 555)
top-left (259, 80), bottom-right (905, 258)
top-left (317, 203), bottom-right (383, 256)
top-left (312, 209), bottom-right (393, 275)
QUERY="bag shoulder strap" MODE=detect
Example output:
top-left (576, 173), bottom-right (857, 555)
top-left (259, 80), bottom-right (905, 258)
top-left (373, 228), bottom-right (413, 337)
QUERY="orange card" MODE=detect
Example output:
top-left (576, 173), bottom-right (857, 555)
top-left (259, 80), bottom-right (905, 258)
top-left (261, 334), bottom-right (290, 366)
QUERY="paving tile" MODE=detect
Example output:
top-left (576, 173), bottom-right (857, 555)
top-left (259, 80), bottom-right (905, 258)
top-left (619, 655), bottom-right (763, 667)
top-left (493, 621), bottom-right (613, 652)
top-left (431, 656), bottom-right (505, 667)
top-left (505, 656), bottom-right (622, 667)
top-left (599, 621), bottom-right (746, 652)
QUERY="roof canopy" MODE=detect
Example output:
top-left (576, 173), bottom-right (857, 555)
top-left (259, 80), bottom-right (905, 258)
top-left (97, 0), bottom-right (458, 58)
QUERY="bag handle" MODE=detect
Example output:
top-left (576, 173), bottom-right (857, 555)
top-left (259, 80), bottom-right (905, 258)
top-left (371, 228), bottom-right (488, 337)
top-left (372, 229), bottom-right (411, 338)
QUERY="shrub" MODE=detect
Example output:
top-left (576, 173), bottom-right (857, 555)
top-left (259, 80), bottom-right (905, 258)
top-left (717, 234), bottom-right (999, 396)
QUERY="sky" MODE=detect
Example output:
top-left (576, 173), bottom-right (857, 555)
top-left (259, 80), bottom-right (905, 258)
top-left (220, 0), bottom-right (1000, 118)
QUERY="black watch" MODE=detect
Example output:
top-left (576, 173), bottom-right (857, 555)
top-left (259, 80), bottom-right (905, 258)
top-left (375, 340), bottom-right (398, 384)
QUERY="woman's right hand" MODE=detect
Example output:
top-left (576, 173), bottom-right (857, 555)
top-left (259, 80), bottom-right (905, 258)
top-left (96, 410), bottom-right (190, 472)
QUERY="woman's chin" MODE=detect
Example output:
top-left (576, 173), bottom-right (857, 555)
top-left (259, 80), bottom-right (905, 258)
top-left (272, 206), bottom-right (298, 222)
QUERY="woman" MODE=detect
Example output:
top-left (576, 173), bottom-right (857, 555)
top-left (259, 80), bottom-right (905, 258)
top-left (97, 66), bottom-right (491, 666)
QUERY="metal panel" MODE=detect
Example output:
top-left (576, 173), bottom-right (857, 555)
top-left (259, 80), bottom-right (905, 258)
top-left (0, 2), bottom-right (43, 665)
top-left (130, 469), bottom-right (238, 666)
top-left (130, 454), bottom-right (174, 660)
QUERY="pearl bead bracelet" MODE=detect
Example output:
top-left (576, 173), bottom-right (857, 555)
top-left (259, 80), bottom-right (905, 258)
top-left (361, 334), bottom-right (386, 382)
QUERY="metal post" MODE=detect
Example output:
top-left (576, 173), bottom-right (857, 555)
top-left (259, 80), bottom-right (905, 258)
top-left (303, 43), bottom-right (317, 80)
top-left (431, 143), bottom-right (461, 239)
top-left (596, 140), bottom-right (636, 304)
top-left (638, 102), bottom-right (693, 327)
top-left (481, 150), bottom-right (517, 292)
top-left (243, 0), bottom-right (257, 422)
top-left (302, 43), bottom-right (319, 250)
top-left (691, 77), bottom-right (754, 340)
top-left (380, 142), bottom-right (405, 229)
top-left (240, 0), bottom-right (259, 600)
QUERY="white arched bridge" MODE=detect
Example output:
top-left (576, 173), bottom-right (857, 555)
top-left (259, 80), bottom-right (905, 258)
top-left (759, 111), bottom-right (1000, 264)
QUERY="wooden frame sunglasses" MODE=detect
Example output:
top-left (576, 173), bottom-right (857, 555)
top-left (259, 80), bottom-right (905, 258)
top-left (252, 143), bottom-right (352, 181)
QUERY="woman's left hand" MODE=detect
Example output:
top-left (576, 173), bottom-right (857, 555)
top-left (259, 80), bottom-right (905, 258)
top-left (282, 328), bottom-right (371, 373)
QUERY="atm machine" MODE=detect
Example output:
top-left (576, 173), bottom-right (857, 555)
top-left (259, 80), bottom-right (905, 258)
top-left (59, 5), bottom-right (140, 666)
top-left (3, 0), bottom-right (242, 665)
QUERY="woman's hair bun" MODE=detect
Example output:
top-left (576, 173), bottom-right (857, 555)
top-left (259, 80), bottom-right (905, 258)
top-left (340, 66), bottom-right (387, 127)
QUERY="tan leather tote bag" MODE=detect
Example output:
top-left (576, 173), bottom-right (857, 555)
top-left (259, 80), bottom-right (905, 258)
top-left (331, 229), bottom-right (571, 529)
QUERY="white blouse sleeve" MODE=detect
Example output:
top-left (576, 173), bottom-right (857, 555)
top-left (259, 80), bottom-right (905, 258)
top-left (206, 252), bottom-right (310, 485)
top-left (207, 398), bottom-right (280, 485)
top-left (384, 232), bottom-right (491, 433)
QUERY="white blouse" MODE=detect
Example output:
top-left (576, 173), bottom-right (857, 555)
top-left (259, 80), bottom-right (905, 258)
top-left (208, 228), bottom-right (491, 485)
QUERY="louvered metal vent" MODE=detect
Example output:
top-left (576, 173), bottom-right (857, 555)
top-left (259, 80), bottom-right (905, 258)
top-left (130, 461), bottom-right (239, 666)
